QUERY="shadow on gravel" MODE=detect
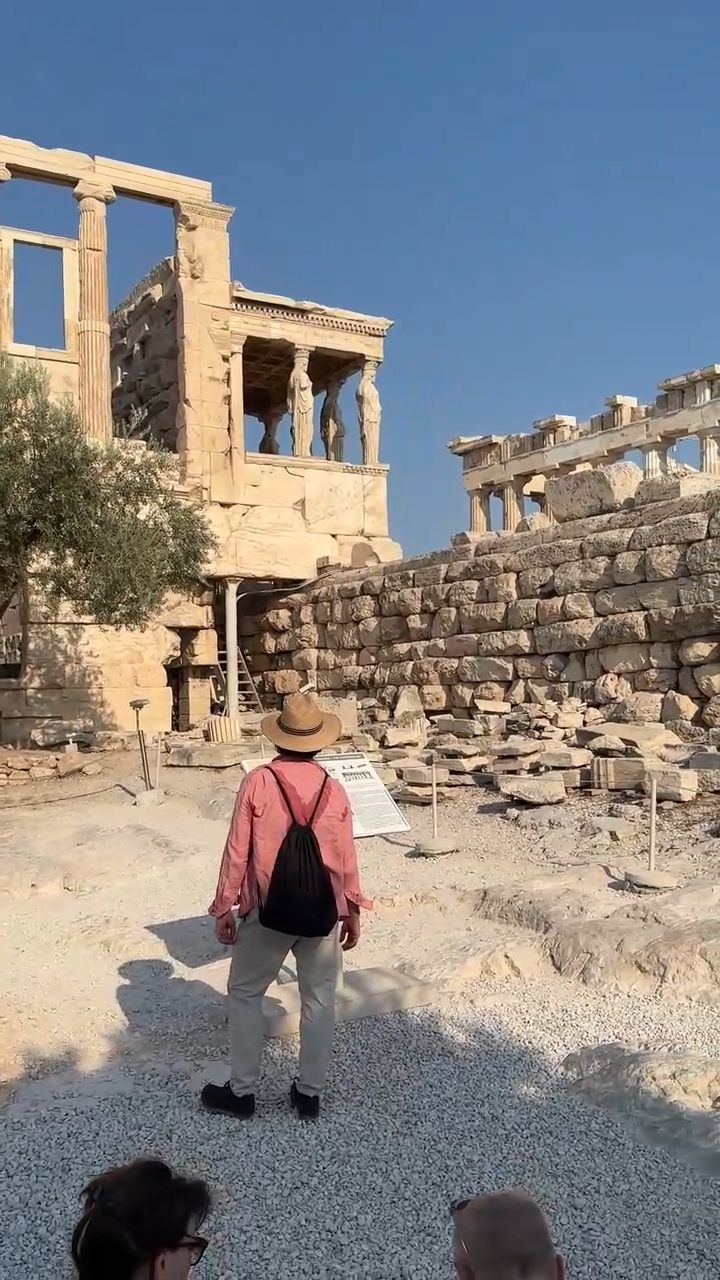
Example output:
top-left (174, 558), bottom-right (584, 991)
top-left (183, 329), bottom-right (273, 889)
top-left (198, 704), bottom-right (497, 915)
top-left (2, 977), bottom-right (720, 1280)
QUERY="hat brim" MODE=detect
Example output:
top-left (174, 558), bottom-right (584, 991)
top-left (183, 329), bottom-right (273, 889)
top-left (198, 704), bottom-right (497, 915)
top-left (260, 710), bottom-right (342, 753)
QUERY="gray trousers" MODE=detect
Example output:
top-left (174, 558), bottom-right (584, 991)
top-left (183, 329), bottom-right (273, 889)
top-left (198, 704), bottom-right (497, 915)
top-left (228, 911), bottom-right (341, 1098)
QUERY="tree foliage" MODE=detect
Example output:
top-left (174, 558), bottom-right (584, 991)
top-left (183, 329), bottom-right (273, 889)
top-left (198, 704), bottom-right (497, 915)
top-left (0, 355), bottom-right (215, 626)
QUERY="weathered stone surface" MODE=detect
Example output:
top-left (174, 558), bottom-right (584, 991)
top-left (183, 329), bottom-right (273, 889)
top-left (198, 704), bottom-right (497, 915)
top-left (541, 747), bottom-right (592, 768)
top-left (535, 618), bottom-right (597, 654)
top-left (609, 692), bottom-right (664, 723)
top-left (594, 612), bottom-right (648, 647)
top-left (642, 765), bottom-right (698, 802)
top-left (431, 607), bottom-right (460, 638)
top-left (686, 537), bottom-right (720, 574)
top-left (563, 1041), bottom-right (720, 1109)
top-left (476, 629), bottom-right (535, 657)
top-left (662, 690), bottom-right (701, 723)
top-left (702, 696), bottom-right (720, 727)
top-left (393, 686), bottom-right (425, 724)
top-left (597, 643), bottom-right (649, 674)
top-left (456, 656), bottom-right (515, 682)
top-left (629, 513), bottom-right (709, 549)
top-left (644, 545), bottom-right (686, 581)
top-left (563, 593), bottom-right (595, 620)
top-left (678, 573), bottom-right (720, 605)
top-left (517, 566), bottom-right (555, 598)
top-left (399, 764), bottom-right (449, 785)
top-left (458, 602), bottom-right (508, 634)
top-left (578, 721), bottom-right (681, 750)
top-left (497, 774), bottom-right (566, 805)
top-left (634, 669), bottom-right (677, 693)
top-left (168, 744), bottom-right (247, 768)
top-left (554, 557), bottom-right (614, 593)
top-left (692, 663), bottom-right (720, 697)
top-left (678, 636), bottom-right (720, 666)
top-left (493, 736), bottom-right (540, 758)
top-left (612, 551), bottom-right (646, 585)
top-left (594, 673), bottom-right (633, 704)
top-left (485, 573), bottom-right (518, 602)
top-left (544, 461), bottom-right (642, 521)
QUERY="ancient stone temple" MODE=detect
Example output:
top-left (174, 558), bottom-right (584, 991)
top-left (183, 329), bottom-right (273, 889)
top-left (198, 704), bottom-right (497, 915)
top-left (0, 135), bottom-right (401, 741)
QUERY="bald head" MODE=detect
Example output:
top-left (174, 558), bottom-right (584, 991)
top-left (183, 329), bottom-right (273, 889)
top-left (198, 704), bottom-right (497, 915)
top-left (453, 1190), bottom-right (564, 1280)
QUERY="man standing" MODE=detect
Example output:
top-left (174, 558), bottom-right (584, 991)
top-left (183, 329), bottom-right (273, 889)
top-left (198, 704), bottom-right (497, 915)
top-left (451, 1191), bottom-right (565, 1279)
top-left (201, 694), bottom-right (371, 1121)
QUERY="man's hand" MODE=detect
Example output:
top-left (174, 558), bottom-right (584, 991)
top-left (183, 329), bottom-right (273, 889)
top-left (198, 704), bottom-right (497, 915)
top-left (340, 907), bottom-right (361, 952)
top-left (215, 911), bottom-right (237, 946)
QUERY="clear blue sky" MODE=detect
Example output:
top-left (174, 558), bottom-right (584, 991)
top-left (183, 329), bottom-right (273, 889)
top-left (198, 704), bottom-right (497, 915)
top-left (1, 0), bottom-right (717, 555)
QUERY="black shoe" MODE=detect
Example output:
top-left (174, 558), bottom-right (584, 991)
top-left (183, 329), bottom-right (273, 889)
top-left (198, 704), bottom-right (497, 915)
top-left (201, 1082), bottom-right (255, 1119)
top-left (290, 1080), bottom-right (320, 1120)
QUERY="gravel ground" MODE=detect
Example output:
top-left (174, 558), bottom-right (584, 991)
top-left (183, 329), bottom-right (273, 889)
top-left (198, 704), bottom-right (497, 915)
top-left (1, 762), bottom-right (720, 1278)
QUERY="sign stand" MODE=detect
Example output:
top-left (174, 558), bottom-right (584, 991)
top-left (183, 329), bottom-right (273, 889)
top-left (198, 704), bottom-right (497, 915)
top-left (413, 756), bottom-right (457, 857)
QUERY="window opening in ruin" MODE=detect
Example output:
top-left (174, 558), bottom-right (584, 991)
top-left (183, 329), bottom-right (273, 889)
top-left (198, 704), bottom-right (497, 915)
top-left (166, 666), bottom-right (182, 733)
top-left (12, 242), bottom-right (65, 349)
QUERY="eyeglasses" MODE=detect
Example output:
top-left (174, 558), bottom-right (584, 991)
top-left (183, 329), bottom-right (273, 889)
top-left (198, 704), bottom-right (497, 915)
top-left (181, 1235), bottom-right (209, 1266)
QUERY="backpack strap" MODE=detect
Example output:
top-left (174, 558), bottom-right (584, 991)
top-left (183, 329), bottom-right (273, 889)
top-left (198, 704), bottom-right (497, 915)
top-left (266, 765), bottom-right (328, 828)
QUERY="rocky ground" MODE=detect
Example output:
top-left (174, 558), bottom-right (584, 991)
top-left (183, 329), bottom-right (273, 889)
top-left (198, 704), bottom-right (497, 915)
top-left (1, 753), bottom-right (720, 1278)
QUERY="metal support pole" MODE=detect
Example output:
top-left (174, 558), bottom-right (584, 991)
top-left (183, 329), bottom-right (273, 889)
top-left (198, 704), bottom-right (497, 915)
top-left (224, 578), bottom-right (240, 718)
top-left (155, 733), bottom-right (163, 790)
top-left (649, 777), bottom-right (657, 871)
top-left (131, 701), bottom-right (152, 791)
top-left (431, 757), bottom-right (438, 840)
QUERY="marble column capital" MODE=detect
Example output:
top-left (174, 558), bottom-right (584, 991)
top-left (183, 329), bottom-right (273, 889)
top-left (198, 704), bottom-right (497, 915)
top-left (73, 178), bottom-right (116, 206)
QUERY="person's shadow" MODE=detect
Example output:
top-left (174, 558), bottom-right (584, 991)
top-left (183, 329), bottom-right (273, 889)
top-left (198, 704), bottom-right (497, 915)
top-left (116, 959), bottom-right (227, 1060)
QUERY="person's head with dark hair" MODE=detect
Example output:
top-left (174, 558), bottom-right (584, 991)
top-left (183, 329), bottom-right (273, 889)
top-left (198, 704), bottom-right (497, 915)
top-left (71, 1159), bottom-right (211, 1280)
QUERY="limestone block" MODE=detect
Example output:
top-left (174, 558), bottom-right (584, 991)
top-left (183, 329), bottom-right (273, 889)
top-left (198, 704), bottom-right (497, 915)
top-left (693, 663), bottom-right (720, 697)
top-left (563, 593), bottom-right (595, 620)
top-left (457, 656), bottom-right (515, 682)
top-left (474, 685), bottom-right (512, 705)
top-left (590, 757), bottom-right (646, 790)
top-left (595, 581), bottom-right (679, 615)
top-left (237, 462), bottom-right (306, 509)
top-left (648, 642), bottom-right (678, 668)
top-left (554, 557), bottom-right (614, 594)
top-left (642, 765), bottom-right (698, 803)
top-left (184, 629), bottom-right (218, 666)
top-left (662, 691), bottom-right (701, 723)
top-left (544, 461), bottom-right (642, 521)
top-left (702, 697), bottom-right (720, 727)
top-left (263, 967), bottom-right (435, 1037)
top-left (414, 565), bottom-right (447, 586)
top-left (497, 774), bottom-right (566, 805)
top-left (594, 612), bottom-right (648, 647)
top-left (476, 629), bottom-right (535, 657)
top-left (400, 764), bottom-right (449, 785)
top-left (459, 602), bottom-right (508, 634)
top-left (636, 472), bottom-right (720, 504)
top-left (444, 635), bottom-right (479, 657)
top-left (678, 636), bottom-right (720, 665)
top-left (598, 643), bottom-right (649, 673)
top-left (578, 721), bottom-right (681, 751)
top-left (644, 545), bottom-right (686, 581)
top-left (535, 618), bottom-right (597, 653)
top-left (380, 617), bottom-right (408, 643)
top-left (629, 513), bottom-right (709, 550)
top-left (613, 551), bottom-right (646, 585)
top-left (678, 667), bottom-right (702, 698)
top-left (633, 669), bottom-right (676, 693)
top-left (270, 670), bottom-right (302, 695)
top-left (419, 685), bottom-right (450, 710)
top-left (507, 599), bottom-right (539, 627)
top-left (515, 655), bottom-right (546, 678)
top-left (594, 673), bottom-right (633, 704)
top-left (406, 614), bottom-right (432, 640)
top-left (536, 597), bottom-right (565, 624)
top-left (447, 580), bottom-right (485, 606)
top-left (347, 596), bottom-right (378, 622)
top-left (518, 567), bottom-right (555, 598)
top-left (540, 747), bottom-right (593, 768)
top-left (609, 692), bottom-right (664, 723)
top-left (648, 605), bottom-right (720, 641)
top-left (541, 653), bottom-right (566, 680)
top-left (508, 540), bottom-right (583, 571)
top-left (154, 591), bottom-right (214, 630)
top-left (581, 529), bottom-right (634, 557)
top-left (508, 677), bottom-right (527, 704)
top-left (362, 475), bottom-right (389, 537)
top-left (422, 584), bottom-right (452, 610)
top-left (473, 553), bottom-right (512, 576)
top-left (562, 654), bottom-right (586, 681)
top-left (304, 469), bottom-right (365, 535)
top-left (431, 608), bottom-right (460, 639)
top-left (526, 680), bottom-right (570, 703)
top-left (291, 649), bottom-right (320, 672)
top-left (378, 589), bottom-right (419, 617)
top-left (485, 573), bottom-right (518, 602)
top-left (358, 617), bottom-right (382, 648)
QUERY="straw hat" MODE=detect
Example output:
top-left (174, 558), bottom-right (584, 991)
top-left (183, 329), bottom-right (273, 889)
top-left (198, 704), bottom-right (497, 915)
top-left (261, 693), bottom-right (341, 753)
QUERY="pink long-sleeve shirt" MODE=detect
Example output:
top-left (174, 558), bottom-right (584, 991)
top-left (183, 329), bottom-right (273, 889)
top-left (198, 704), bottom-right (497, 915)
top-left (209, 759), bottom-right (373, 920)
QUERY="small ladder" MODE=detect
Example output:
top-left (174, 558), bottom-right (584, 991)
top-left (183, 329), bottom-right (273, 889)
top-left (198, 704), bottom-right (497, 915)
top-left (215, 644), bottom-right (264, 713)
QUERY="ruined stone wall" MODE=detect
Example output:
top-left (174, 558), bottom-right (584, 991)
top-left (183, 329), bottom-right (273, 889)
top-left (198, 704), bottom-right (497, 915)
top-left (110, 260), bottom-right (179, 449)
top-left (246, 486), bottom-right (720, 731)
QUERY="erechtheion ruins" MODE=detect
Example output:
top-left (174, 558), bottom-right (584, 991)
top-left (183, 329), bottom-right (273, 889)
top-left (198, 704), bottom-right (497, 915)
top-left (0, 135), bottom-right (400, 741)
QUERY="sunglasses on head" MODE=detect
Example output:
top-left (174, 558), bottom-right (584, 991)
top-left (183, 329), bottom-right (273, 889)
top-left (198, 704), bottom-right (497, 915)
top-left (181, 1235), bottom-right (209, 1266)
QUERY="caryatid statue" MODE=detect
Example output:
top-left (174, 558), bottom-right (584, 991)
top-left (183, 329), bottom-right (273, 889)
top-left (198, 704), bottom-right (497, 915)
top-left (356, 358), bottom-right (381, 465)
top-left (287, 347), bottom-right (314, 456)
top-left (320, 376), bottom-right (346, 462)
top-left (258, 407), bottom-right (282, 455)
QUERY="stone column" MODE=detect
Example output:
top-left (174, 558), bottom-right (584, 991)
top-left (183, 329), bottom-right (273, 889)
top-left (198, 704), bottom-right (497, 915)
top-left (224, 578), bottom-right (240, 717)
top-left (287, 346), bottom-right (315, 456)
top-left (700, 431), bottom-right (720, 475)
top-left (642, 442), bottom-right (669, 478)
top-left (228, 337), bottom-right (246, 460)
top-left (501, 480), bottom-right (523, 532)
top-left (73, 180), bottom-right (116, 444)
top-left (356, 357), bottom-right (381, 464)
top-left (469, 486), bottom-right (492, 533)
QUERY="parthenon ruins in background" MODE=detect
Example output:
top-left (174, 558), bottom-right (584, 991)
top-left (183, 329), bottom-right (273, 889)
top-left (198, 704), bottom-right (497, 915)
top-left (450, 372), bottom-right (720, 534)
top-left (0, 135), bottom-right (400, 741)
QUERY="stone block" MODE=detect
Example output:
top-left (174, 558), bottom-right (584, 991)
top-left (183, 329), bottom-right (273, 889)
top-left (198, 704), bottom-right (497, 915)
top-left (304, 468), bottom-right (365, 534)
top-left (444, 635), bottom-right (479, 657)
top-left (379, 589), bottom-right (422, 617)
top-left (419, 686), bottom-right (450, 710)
top-left (642, 765), bottom-right (698, 803)
top-left (648, 605), bottom-right (720, 641)
top-left (476, 629), bottom-right (535, 657)
top-left (540, 747), bottom-right (593, 768)
top-left (544, 461), bottom-right (642, 521)
top-left (679, 636), bottom-right (720, 665)
top-left (644, 545), bottom-right (686, 581)
top-left (554, 557), bottom-right (614, 593)
top-left (508, 540), bottom-right (583, 571)
top-left (399, 764), bottom-right (449, 785)
top-left (693, 663), bottom-right (720, 697)
top-left (563, 593), bottom-right (595, 620)
top-left (594, 612), bottom-right (649, 647)
top-left (686, 537), bottom-right (720, 574)
top-left (517, 567), bottom-right (555, 598)
top-left (431, 607), bottom-right (460, 638)
top-left (507, 599), bottom-right (539, 627)
top-left (594, 673), bottom-right (633, 704)
top-left (263, 967), bottom-right (435, 1038)
top-left (167, 744), bottom-right (248, 768)
top-left (535, 618), bottom-right (597, 654)
top-left (447, 581), bottom-right (485, 606)
top-left (636, 472), bottom-right (720, 504)
top-left (496, 774), bottom-right (566, 804)
top-left (678, 667), bottom-right (702, 698)
top-left (613, 551), bottom-right (646, 585)
top-left (458, 602), bottom-right (508, 634)
top-left (474, 698), bottom-right (512, 714)
top-left (703, 697), bottom-right (720, 727)
top-left (456, 656), bottom-right (514, 683)
top-left (633, 669), bottom-right (676, 693)
top-left (581, 529), bottom-right (635, 557)
top-left (662, 691), bottom-right (701, 723)
top-left (485, 573), bottom-right (518, 602)
top-left (597, 643), bottom-right (649, 674)
top-left (629, 513), bottom-right (709, 549)
top-left (590, 756), bottom-right (646, 790)
top-left (537, 597), bottom-right (566, 624)
top-left (578, 721), bottom-right (681, 750)
top-left (609, 692), bottom-right (664, 723)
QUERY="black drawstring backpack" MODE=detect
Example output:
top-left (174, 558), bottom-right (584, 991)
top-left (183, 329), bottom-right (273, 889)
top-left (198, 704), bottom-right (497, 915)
top-left (259, 766), bottom-right (339, 938)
